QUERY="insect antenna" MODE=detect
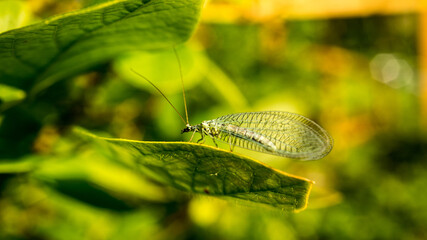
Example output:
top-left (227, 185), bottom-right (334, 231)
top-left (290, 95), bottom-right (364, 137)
top-left (130, 68), bottom-right (187, 125)
top-left (173, 47), bottom-right (190, 125)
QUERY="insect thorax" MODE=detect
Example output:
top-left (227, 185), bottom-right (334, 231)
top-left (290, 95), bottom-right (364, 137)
top-left (201, 121), bottom-right (221, 136)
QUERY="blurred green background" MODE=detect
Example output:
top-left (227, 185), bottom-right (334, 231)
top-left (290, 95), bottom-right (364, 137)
top-left (1, 0), bottom-right (427, 239)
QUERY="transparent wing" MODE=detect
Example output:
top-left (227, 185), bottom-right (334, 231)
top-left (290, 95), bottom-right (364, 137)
top-left (210, 111), bottom-right (333, 160)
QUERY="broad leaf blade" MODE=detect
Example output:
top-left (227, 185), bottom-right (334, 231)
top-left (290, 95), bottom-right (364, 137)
top-left (101, 137), bottom-right (313, 211)
top-left (1, 127), bottom-right (313, 211)
top-left (0, 157), bottom-right (38, 174)
top-left (0, 84), bottom-right (26, 111)
top-left (0, 0), bottom-right (203, 93)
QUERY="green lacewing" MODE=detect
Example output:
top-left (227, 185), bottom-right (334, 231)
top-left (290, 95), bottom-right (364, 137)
top-left (132, 49), bottom-right (333, 160)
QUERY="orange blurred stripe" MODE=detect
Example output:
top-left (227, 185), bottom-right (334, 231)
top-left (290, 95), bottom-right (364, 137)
top-left (202, 0), bottom-right (420, 22)
top-left (420, 10), bottom-right (427, 129)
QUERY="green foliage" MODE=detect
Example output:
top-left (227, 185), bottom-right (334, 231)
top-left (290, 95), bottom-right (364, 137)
top-left (100, 135), bottom-right (312, 211)
top-left (0, 84), bottom-right (26, 111)
top-left (1, 1), bottom-right (425, 240)
top-left (0, 0), bottom-right (312, 234)
top-left (3, 127), bottom-right (312, 211)
top-left (0, 0), bottom-right (203, 94)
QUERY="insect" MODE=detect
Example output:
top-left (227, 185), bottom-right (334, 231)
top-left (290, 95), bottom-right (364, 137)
top-left (132, 49), bottom-right (333, 160)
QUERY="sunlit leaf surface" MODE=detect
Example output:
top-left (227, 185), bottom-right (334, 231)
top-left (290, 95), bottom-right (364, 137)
top-left (0, 84), bottom-right (26, 111)
top-left (79, 129), bottom-right (313, 211)
top-left (0, 0), bottom-right (203, 94)
top-left (0, 127), bottom-right (312, 212)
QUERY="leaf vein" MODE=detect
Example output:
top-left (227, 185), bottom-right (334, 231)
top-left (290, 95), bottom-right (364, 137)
top-left (10, 37), bottom-right (39, 71)
top-left (36, 0), bottom-right (147, 83)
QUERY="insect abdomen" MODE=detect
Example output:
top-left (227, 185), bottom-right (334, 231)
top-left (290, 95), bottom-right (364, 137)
top-left (224, 125), bottom-right (276, 151)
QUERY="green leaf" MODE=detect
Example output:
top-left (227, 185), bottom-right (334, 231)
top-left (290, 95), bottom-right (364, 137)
top-left (0, 0), bottom-right (204, 94)
top-left (0, 84), bottom-right (26, 111)
top-left (1, 127), bottom-right (313, 211)
top-left (0, 157), bottom-right (38, 174)
top-left (32, 152), bottom-right (172, 210)
top-left (114, 46), bottom-right (203, 95)
top-left (78, 129), bottom-right (313, 212)
top-left (0, 0), bottom-right (32, 33)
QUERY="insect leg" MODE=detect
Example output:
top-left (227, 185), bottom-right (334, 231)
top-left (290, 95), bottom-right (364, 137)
top-left (189, 130), bottom-right (197, 142)
top-left (211, 137), bottom-right (219, 148)
top-left (197, 131), bottom-right (205, 144)
top-left (203, 131), bottom-right (218, 147)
